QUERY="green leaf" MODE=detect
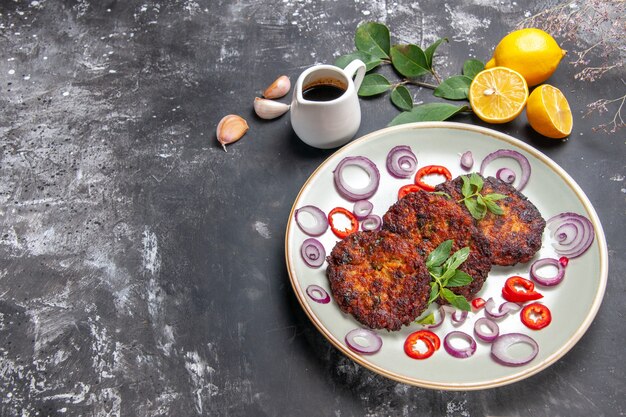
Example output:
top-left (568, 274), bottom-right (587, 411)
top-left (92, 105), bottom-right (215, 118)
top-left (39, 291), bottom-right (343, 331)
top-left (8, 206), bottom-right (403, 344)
top-left (429, 266), bottom-right (443, 277)
top-left (460, 175), bottom-right (471, 198)
top-left (390, 85), bottom-right (413, 111)
top-left (448, 293), bottom-right (472, 311)
top-left (355, 22), bottom-right (391, 59)
top-left (485, 193), bottom-right (507, 201)
top-left (446, 270), bottom-right (474, 287)
top-left (424, 38), bottom-right (448, 69)
top-left (426, 239), bottom-right (453, 269)
top-left (431, 191), bottom-right (451, 199)
top-left (464, 197), bottom-right (483, 220)
top-left (428, 283), bottom-right (439, 304)
top-left (416, 312), bottom-right (435, 325)
top-left (469, 172), bottom-right (484, 193)
top-left (433, 75), bottom-right (472, 100)
top-left (388, 103), bottom-right (469, 126)
top-left (441, 288), bottom-right (457, 304)
top-left (484, 198), bottom-right (504, 215)
top-left (358, 74), bottom-right (391, 96)
top-left (463, 58), bottom-right (485, 79)
top-left (335, 51), bottom-right (382, 72)
top-left (390, 44), bottom-right (430, 78)
top-left (444, 246), bottom-right (470, 273)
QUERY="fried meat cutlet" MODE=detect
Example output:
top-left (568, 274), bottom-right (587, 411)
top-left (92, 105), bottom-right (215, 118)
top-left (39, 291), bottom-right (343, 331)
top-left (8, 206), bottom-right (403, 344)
top-left (326, 230), bottom-right (431, 331)
top-left (382, 191), bottom-right (492, 302)
top-left (435, 174), bottom-right (545, 266)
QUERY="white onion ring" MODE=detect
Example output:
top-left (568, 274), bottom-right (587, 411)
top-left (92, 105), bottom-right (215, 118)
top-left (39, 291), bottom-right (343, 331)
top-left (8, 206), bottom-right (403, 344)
top-left (460, 151), bottom-right (473, 171)
top-left (496, 167), bottom-right (516, 184)
top-left (480, 149), bottom-right (531, 191)
top-left (353, 200), bottom-right (373, 220)
top-left (530, 257), bottom-right (565, 286)
top-left (300, 238), bottom-right (326, 268)
top-left (546, 212), bottom-right (595, 258)
top-left (333, 156), bottom-right (380, 201)
top-left (474, 318), bottom-right (499, 343)
top-left (294, 205), bottom-right (328, 236)
top-left (360, 214), bottom-right (382, 231)
top-left (484, 297), bottom-right (521, 320)
top-left (491, 333), bottom-right (539, 366)
top-left (306, 285), bottom-right (331, 304)
top-left (443, 331), bottom-right (477, 358)
top-left (345, 328), bottom-right (382, 355)
top-left (386, 145), bottom-right (418, 178)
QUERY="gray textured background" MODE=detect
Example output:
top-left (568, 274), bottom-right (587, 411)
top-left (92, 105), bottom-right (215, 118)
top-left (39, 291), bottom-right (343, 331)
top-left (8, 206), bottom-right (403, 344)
top-left (0, 0), bottom-right (624, 416)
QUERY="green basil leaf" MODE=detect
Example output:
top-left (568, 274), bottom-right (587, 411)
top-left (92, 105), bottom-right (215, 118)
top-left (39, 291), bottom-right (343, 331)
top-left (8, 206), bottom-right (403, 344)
top-left (358, 74), bottom-right (391, 96)
top-left (424, 38), bottom-right (448, 70)
top-left (426, 239), bottom-right (453, 268)
top-left (433, 75), bottom-right (472, 100)
top-left (446, 270), bottom-right (474, 287)
top-left (428, 283), bottom-right (440, 304)
top-left (431, 191), bottom-right (451, 199)
top-left (484, 198), bottom-right (504, 215)
top-left (388, 103), bottom-right (469, 126)
top-left (460, 175), bottom-right (471, 198)
top-left (429, 266), bottom-right (443, 277)
top-left (335, 51), bottom-right (382, 72)
top-left (485, 193), bottom-right (507, 201)
top-left (390, 85), bottom-right (413, 111)
top-left (469, 172), bottom-right (483, 193)
top-left (355, 22), bottom-right (391, 59)
top-left (416, 312), bottom-right (435, 325)
top-left (464, 197), bottom-right (483, 220)
top-left (390, 44), bottom-right (430, 78)
top-left (463, 58), bottom-right (485, 79)
top-left (476, 194), bottom-right (486, 207)
top-left (441, 288), bottom-right (457, 304)
top-left (449, 293), bottom-right (472, 311)
top-left (444, 246), bottom-right (470, 272)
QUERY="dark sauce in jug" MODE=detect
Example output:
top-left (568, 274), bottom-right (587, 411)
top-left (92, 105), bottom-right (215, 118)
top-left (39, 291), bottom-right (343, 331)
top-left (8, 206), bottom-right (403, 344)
top-left (302, 84), bottom-right (345, 101)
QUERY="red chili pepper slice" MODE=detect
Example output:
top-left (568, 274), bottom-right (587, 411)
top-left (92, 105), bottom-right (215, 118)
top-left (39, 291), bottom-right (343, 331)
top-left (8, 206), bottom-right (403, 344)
top-left (328, 207), bottom-right (358, 239)
top-left (502, 276), bottom-right (544, 303)
top-left (398, 184), bottom-right (422, 200)
top-left (471, 297), bottom-right (486, 310)
top-left (414, 165), bottom-right (452, 192)
top-left (404, 330), bottom-right (440, 359)
top-left (521, 302), bottom-right (552, 330)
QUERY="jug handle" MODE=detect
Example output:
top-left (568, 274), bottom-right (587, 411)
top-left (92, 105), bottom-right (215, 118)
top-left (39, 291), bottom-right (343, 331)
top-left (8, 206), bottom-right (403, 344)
top-left (343, 59), bottom-right (366, 91)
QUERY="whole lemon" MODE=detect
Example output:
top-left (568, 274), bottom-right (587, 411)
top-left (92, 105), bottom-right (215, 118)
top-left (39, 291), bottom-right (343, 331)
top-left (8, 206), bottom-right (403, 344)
top-left (485, 28), bottom-right (566, 87)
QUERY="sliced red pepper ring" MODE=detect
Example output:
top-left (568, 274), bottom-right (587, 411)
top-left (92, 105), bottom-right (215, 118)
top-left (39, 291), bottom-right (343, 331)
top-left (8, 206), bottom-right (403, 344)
top-left (398, 184), bottom-right (422, 200)
top-left (502, 276), bottom-right (544, 303)
top-left (328, 207), bottom-right (358, 239)
top-left (404, 330), bottom-right (440, 360)
top-left (521, 302), bottom-right (552, 330)
top-left (414, 165), bottom-right (452, 192)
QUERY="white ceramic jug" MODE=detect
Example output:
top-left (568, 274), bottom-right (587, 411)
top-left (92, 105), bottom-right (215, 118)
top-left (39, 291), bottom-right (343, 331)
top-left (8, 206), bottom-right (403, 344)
top-left (290, 60), bottom-right (366, 149)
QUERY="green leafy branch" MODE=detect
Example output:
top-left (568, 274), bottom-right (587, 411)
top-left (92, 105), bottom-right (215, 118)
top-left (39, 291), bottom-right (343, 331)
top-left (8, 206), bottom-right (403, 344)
top-left (335, 22), bottom-right (486, 126)
top-left (424, 240), bottom-right (474, 311)
top-left (459, 173), bottom-right (507, 220)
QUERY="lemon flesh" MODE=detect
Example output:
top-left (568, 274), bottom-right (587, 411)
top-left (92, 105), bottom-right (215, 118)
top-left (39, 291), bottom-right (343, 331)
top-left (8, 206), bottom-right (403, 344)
top-left (469, 67), bottom-right (529, 124)
top-left (526, 84), bottom-right (572, 139)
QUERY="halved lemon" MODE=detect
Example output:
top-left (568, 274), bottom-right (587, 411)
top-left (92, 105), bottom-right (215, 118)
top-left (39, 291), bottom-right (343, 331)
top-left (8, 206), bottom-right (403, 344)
top-left (469, 67), bottom-right (529, 124)
top-left (526, 84), bottom-right (573, 139)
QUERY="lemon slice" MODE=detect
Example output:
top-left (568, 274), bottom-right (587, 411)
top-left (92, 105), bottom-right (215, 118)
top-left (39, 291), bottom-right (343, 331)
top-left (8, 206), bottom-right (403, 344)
top-left (526, 84), bottom-right (572, 139)
top-left (469, 67), bottom-right (529, 124)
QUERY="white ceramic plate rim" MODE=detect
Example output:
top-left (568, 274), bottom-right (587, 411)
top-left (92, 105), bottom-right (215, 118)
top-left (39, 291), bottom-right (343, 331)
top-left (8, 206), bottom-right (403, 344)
top-left (284, 121), bottom-right (608, 390)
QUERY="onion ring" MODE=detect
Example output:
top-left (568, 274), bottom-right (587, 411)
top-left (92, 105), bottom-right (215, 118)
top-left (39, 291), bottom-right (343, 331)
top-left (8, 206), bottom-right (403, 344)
top-left (305, 285), bottom-right (331, 304)
top-left (300, 238), bottom-right (326, 268)
top-left (546, 212), bottom-right (595, 258)
top-left (496, 167), bottom-right (516, 184)
top-left (460, 151), bottom-right (474, 171)
top-left (491, 333), bottom-right (539, 366)
top-left (474, 318), bottom-right (499, 343)
top-left (345, 328), bottom-right (383, 355)
top-left (530, 257), bottom-right (565, 286)
top-left (360, 214), bottom-right (382, 231)
top-left (333, 156), bottom-right (381, 201)
top-left (353, 200), bottom-right (373, 220)
top-left (294, 205), bottom-right (328, 236)
top-left (386, 145), bottom-right (418, 178)
top-left (443, 331), bottom-right (477, 359)
top-left (480, 149), bottom-right (531, 191)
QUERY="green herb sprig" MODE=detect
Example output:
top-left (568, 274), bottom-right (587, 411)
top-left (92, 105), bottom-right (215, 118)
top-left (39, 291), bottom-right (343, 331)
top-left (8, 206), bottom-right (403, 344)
top-left (425, 240), bottom-right (474, 311)
top-left (335, 22), bottom-right (485, 126)
top-left (459, 173), bottom-right (507, 220)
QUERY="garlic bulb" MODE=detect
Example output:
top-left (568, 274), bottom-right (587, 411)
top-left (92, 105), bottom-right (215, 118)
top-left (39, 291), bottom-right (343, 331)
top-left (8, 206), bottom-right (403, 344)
top-left (263, 75), bottom-right (291, 99)
top-left (253, 97), bottom-right (290, 120)
top-left (216, 114), bottom-right (249, 151)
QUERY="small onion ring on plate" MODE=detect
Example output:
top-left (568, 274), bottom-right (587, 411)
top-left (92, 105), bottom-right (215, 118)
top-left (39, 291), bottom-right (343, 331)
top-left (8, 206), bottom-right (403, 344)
top-left (353, 200), bottom-right (374, 220)
top-left (386, 145), bottom-right (418, 178)
top-left (480, 149), bottom-right (531, 191)
top-left (496, 167), bottom-right (516, 184)
top-left (460, 151), bottom-right (474, 171)
top-left (530, 257), bottom-right (565, 286)
top-left (294, 205), bottom-right (328, 236)
top-left (484, 297), bottom-right (521, 320)
top-left (305, 284), bottom-right (331, 304)
top-left (360, 214), bottom-right (382, 231)
top-left (345, 328), bottom-right (383, 355)
top-left (333, 156), bottom-right (381, 201)
top-left (300, 238), bottom-right (326, 268)
top-left (491, 333), bottom-right (539, 366)
top-left (546, 212), bottom-right (595, 258)
top-left (443, 331), bottom-right (477, 359)
top-left (474, 317), bottom-right (500, 343)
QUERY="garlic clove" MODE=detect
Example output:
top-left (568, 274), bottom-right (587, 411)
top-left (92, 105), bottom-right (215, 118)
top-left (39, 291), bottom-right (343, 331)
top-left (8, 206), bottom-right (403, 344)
top-left (253, 97), bottom-right (290, 120)
top-left (216, 114), bottom-right (249, 152)
top-left (263, 75), bottom-right (291, 99)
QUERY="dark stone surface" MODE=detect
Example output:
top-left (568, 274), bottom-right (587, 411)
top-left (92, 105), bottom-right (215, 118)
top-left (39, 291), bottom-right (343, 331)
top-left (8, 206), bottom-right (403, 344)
top-left (0, 0), bottom-right (624, 416)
